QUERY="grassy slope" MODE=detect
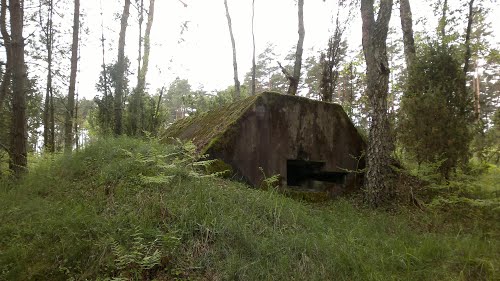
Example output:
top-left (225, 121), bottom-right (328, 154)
top-left (0, 138), bottom-right (498, 280)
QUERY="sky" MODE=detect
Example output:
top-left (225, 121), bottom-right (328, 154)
top-left (74, 0), bottom-right (499, 100)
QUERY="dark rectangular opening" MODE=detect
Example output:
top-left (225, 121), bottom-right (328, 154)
top-left (287, 159), bottom-right (347, 187)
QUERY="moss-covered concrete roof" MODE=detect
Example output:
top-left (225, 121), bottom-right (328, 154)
top-left (162, 91), bottom-right (361, 154)
top-left (162, 93), bottom-right (262, 152)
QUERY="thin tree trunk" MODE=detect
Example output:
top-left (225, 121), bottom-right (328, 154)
top-left (114, 0), bottom-right (131, 136)
top-left (50, 87), bottom-right (54, 150)
top-left (288, 0), bottom-right (304, 96)
top-left (153, 85), bottom-right (164, 134)
top-left (399, 0), bottom-right (415, 69)
top-left (64, 0), bottom-right (80, 153)
top-left (130, 0), bottom-right (155, 134)
top-left (251, 0), bottom-right (256, 95)
top-left (474, 60), bottom-right (481, 120)
top-left (8, 0), bottom-right (27, 176)
top-left (463, 0), bottom-right (474, 77)
top-left (137, 0), bottom-right (143, 81)
top-left (41, 0), bottom-right (54, 152)
top-left (136, 0), bottom-right (154, 93)
top-left (99, 0), bottom-right (111, 132)
top-left (349, 62), bottom-right (354, 116)
top-left (439, 0), bottom-right (448, 40)
top-left (360, 0), bottom-right (393, 207)
top-left (74, 93), bottom-right (79, 150)
top-left (224, 0), bottom-right (240, 99)
top-left (0, 0), bottom-right (11, 113)
top-left (320, 11), bottom-right (344, 103)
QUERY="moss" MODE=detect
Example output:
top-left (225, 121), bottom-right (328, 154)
top-left (283, 188), bottom-right (331, 202)
top-left (205, 159), bottom-right (233, 178)
top-left (162, 94), bottom-right (262, 152)
top-left (162, 91), bottom-right (358, 153)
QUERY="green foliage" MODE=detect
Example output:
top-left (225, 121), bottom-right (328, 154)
top-left (398, 42), bottom-right (473, 178)
top-left (0, 138), bottom-right (498, 280)
top-left (472, 109), bottom-right (500, 164)
top-left (92, 59), bottom-right (132, 136)
top-left (110, 228), bottom-right (180, 280)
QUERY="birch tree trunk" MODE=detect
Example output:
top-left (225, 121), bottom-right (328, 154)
top-left (224, 0), bottom-right (240, 99)
top-left (360, 0), bottom-right (393, 207)
top-left (8, 0), bottom-right (27, 176)
top-left (64, 0), bottom-right (80, 152)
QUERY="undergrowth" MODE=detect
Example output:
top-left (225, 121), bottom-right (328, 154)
top-left (0, 137), bottom-right (498, 280)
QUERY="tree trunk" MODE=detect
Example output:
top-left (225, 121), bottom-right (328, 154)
top-left (64, 0), bottom-right (80, 153)
top-left (224, 0), bottom-right (240, 99)
top-left (251, 0), bottom-right (256, 96)
top-left (136, 0), bottom-right (154, 93)
top-left (129, 0), bottom-right (155, 135)
top-left (463, 0), bottom-right (474, 77)
top-left (0, 0), bottom-right (11, 113)
top-left (399, 0), bottom-right (415, 69)
top-left (74, 93), bottom-right (79, 150)
top-left (320, 12), bottom-right (344, 103)
top-left (137, 0), bottom-right (143, 80)
top-left (288, 0), bottom-right (304, 96)
top-left (41, 0), bottom-right (54, 152)
top-left (99, 0), bottom-right (111, 132)
top-left (474, 60), bottom-right (481, 120)
top-left (153, 85), bottom-right (164, 134)
top-left (360, 0), bottom-right (393, 207)
top-left (439, 0), bottom-right (448, 40)
top-left (114, 0), bottom-right (131, 136)
top-left (8, 0), bottom-right (27, 177)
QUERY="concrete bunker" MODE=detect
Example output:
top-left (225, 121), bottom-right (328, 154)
top-left (162, 91), bottom-right (366, 196)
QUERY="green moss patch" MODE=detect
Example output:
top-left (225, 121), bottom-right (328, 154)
top-left (162, 94), bottom-right (261, 152)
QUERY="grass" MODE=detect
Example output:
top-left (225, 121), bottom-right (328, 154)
top-left (0, 137), bottom-right (498, 280)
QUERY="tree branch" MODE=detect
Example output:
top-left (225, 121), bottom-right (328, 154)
top-left (277, 61), bottom-right (294, 82)
top-left (177, 0), bottom-right (187, 7)
top-left (0, 141), bottom-right (8, 153)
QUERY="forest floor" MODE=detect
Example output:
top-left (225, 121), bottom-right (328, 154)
top-left (0, 137), bottom-right (498, 280)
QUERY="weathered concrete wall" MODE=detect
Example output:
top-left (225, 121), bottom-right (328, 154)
top-left (205, 92), bottom-right (366, 192)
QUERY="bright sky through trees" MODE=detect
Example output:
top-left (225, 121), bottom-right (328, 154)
top-left (76, 0), bottom-right (499, 99)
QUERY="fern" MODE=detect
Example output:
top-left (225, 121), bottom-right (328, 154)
top-left (110, 228), bottom-right (180, 280)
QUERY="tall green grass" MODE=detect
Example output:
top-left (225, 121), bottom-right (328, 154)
top-left (0, 137), bottom-right (498, 280)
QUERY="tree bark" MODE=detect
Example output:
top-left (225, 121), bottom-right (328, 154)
top-left (137, 0), bottom-right (143, 81)
top-left (136, 0), bottom-right (154, 93)
top-left (64, 0), bottom-right (80, 153)
top-left (288, 0), bottom-right (304, 96)
top-left (399, 0), bottom-right (415, 69)
top-left (40, 0), bottom-right (54, 152)
top-left (361, 0), bottom-right (393, 207)
top-left (251, 0), bottom-right (256, 95)
top-left (74, 93), bottom-right (79, 150)
top-left (99, 0), bottom-right (111, 132)
top-left (474, 60), bottom-right (480, 120)
top-left (114, 0), bottom-right (131, 136)
top-left (463, 0), bottom-right (474, 77)
top-left (224, 0), bottom-right (240, 99)
top-left (320, 13), bottom-right (344, 102)
top-left (0, 0), bottom-right (11, 113)
top-left (8, 0), bottom-right (27, 176)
